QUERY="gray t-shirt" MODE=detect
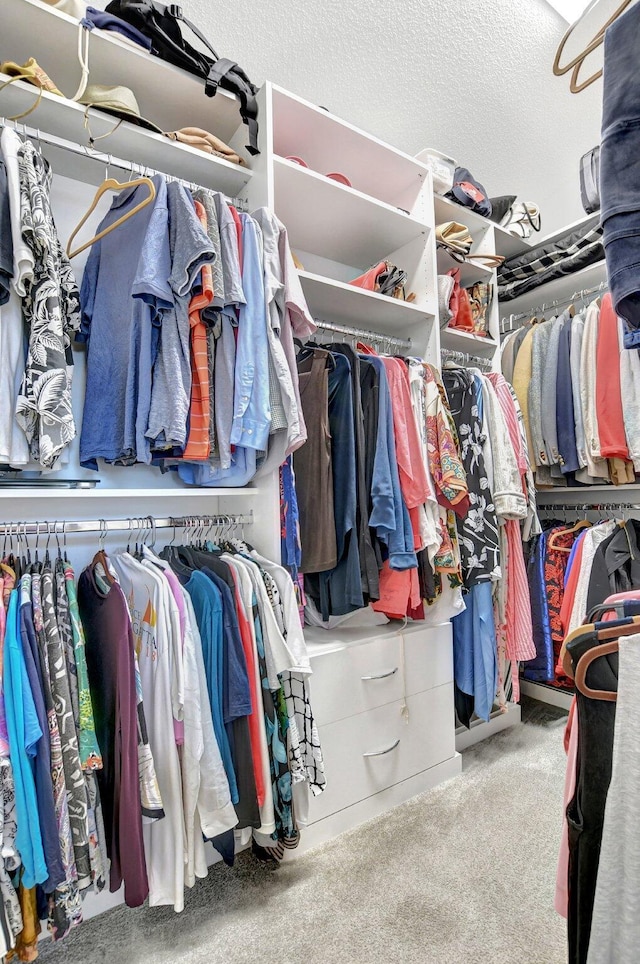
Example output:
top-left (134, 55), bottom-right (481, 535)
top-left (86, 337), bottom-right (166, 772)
top-left (79, 175), bottom-right (172, 468)
top-left (213, 192), bottom-right (245, 308)
top-left (147, 182), bottom-right (214, 449)
top-left (193, 190), bottom-right (224, 310)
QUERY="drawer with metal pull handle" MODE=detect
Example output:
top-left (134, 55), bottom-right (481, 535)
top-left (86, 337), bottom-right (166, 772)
top-left (307, 623), bottom-right (453, 726)
top-left (361, 667), bottom-right (399, 681)
top-left (309, 686), bottom-right (455, 824)
top-left (363, 738), bottom-right (401, 757)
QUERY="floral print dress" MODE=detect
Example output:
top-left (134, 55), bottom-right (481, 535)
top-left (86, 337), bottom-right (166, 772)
top-left (443, 368), bottom-right (500, 588)
top-left (16, 141), bottom-right (80, 468)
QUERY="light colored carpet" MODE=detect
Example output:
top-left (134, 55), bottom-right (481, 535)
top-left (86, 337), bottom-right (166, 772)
top-left (40, 702), bottom-right (569, 964)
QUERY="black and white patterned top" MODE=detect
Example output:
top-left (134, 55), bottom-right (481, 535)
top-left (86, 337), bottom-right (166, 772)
top-left (443, 368), bottom-right (500, 589)
top-left (15, 141), bottom-right (80, 468)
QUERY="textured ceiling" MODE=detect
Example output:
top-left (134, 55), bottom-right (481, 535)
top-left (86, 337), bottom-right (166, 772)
top-left (166, 0), bottom-right (604, 231)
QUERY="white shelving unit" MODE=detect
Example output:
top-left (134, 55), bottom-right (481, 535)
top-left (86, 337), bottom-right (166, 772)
top-left (0, 0), bottom-right (465, 911)
top-left (297, 269), bottom-right (434, 333)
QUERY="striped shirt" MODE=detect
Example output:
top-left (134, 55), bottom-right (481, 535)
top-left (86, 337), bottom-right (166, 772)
top-left (183, 201), bottom-right (213, 461)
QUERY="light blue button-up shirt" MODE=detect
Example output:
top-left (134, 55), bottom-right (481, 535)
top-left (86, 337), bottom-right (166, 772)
top-left (230, 215), bottom-right (271, 452)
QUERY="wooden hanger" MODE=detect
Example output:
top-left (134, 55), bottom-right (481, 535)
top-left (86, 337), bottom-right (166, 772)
top-left (574, 639), bottom-right (620, 700)
top-left (553, 0), bottom-right (633, 94)
top-left (560, 615), bottom-right (640, 679)
top-left (546, 519), bottom-right (591, 551)
top-left (66, 174), bottom-right (156, 259)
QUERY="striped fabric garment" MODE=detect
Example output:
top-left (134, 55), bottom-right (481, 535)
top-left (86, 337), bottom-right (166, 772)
top-left (183, 201), bottom-right (214, 461)
top-left (487, 373), bottom-right (536, 700)
top-left (498, 217), bottom-right (603, 302)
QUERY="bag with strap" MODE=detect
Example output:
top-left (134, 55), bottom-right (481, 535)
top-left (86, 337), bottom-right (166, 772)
top-left (500, 201), bottom-right (541, 239)
top-left (580, 146), bottom-right (600, 215)
top-left (349, 260), bottom-right (408, 299)
top-left (105, 0), bottom-right (260, 155)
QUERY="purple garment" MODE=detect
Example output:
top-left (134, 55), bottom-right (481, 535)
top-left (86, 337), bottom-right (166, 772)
top-left (77, 564), bottom-right (148, 907)
top-left (564, 529), bottom-right (588, 590)
top-left (82, 9), bottom-right (152, 49)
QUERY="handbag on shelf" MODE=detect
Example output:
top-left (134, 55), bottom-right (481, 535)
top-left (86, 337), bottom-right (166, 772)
top-left (488, 194), bottom-right (517, 224)
top-left (466, 282), bottom-right (493, 337)
top-left (436, 222), bottom-right (505, 268)
top-left (436, 220), bottom-right (473, 257)
top-left (580, 145), bottom-right (600, 214)
top-left (500, 201), bottom-right (541, 238)
top-left (438, 274), bottom-right (455, 328)
top-left (445, 269), bottom-right (474, 333)
top-left (104, 0), bottom-right (260, 154)
top-left (349, 260), bottom-right (413, 301)
top-left (446, 166), bottom-right (493, 218)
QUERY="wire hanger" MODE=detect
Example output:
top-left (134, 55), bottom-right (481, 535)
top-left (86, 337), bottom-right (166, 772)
top-left (66, 158), bottom-right (156, 259)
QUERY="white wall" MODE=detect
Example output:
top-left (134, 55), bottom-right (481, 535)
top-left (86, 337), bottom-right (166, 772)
top-left (177, 0), bottom-right (604, 233)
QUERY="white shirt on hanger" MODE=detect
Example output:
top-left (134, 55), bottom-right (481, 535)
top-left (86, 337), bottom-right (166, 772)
top-left (111, 551), bottom-right (186, 912)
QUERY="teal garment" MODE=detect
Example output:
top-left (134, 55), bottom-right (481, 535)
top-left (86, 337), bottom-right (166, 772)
top-left (4, 589), bottom-right (48, 888)
top-left (63, 562), bottom-right (103, 771)
top-left (184, 570), bottom-right (238, 804)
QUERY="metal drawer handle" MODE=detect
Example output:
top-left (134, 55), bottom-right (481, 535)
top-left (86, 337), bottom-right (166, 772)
top-left (363, 738), bottom-right (401, 758)
top-left (361, 667), bottom-right (399, 681)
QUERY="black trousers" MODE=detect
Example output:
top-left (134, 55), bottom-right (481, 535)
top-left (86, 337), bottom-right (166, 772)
top-left (566, 631), bottom-right (619, 964)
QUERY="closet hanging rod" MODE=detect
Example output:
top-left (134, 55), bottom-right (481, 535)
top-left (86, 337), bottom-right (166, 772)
top-left (0, 118), bottom-right (248, 210)
top-left (313, 318), bottom-right (411, 350)
top-left (537, 503), bottom-right (640, 513)
top-left (0, 513), bottom-right (253, 537)
top-left (499, 279), bottom-right (609, 334)
top-left (440, 347), bottom-right (493, 370)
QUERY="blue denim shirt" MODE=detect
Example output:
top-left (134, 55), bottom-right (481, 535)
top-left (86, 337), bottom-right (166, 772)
top-left (230, 215), bottom-right (271, 452)
top-left (366, 356), bottom-right (417, 571)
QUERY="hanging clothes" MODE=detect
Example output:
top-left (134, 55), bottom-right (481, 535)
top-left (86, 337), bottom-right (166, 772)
top-left (77, 562), bottom-right (148, 907)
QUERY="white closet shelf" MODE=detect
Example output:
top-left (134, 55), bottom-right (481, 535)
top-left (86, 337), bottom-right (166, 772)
top-left (270, 84), bottom-right (430, 214)
top-left (502, 258), bottom-right (606, 317)
top-left (4, 0), bottom-right (247, 143)
top-left (304, 619), bottom-right (439, 658)
top-left (0, 76), bottom-right (253, 196)
top-left (433, 195), bottom-right (531, 260)
top-left (0, 487), bottom-right (262, 500)
top-left (436, 248), bottom-right (494, 287)
top-left (433, 194), bottom-right (493, 234)
top-left (536, 484), bottom-right (640, 500)
top-left (298, 270), bottom-right (434, 331)
top-left (493, 224), bottom-right (532, 260)
top-left (274, 156), bottom-right (430, 268)
top-left (439, 328), bottom-right (497, 356)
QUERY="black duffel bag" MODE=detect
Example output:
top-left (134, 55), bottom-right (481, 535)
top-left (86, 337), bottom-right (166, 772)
top-left (105, 1), bottom-right (260, 154)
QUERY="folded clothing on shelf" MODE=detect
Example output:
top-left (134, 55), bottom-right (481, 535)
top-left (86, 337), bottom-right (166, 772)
top-left (498, 215), bottom-right (603, 303)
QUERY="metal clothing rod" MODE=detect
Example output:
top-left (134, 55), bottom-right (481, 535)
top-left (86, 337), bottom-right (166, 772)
top-left (537, 503), bottom-right (640, 512)
top-left (0, 118), bottom-right (248, 210)
top-left (314, 318), bottom-right (411, 349)
top-left (440, 347), bottom-right (493, 370)
top-left (0, 513), bottom-right (253, 537)
top-left (500, 279), bottom-right (609, 334)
